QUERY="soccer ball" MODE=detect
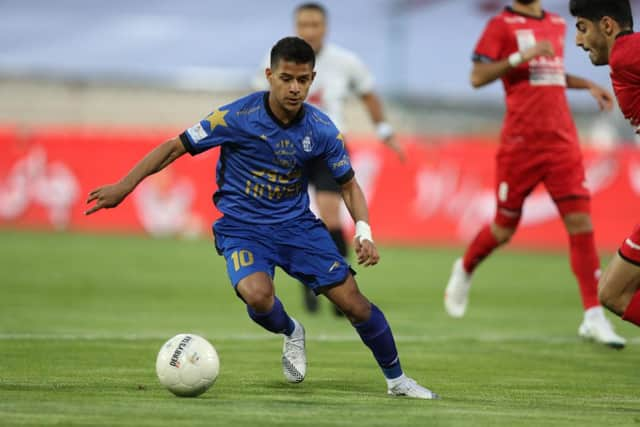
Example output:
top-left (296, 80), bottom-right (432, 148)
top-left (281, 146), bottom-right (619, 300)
top-left (155, 333), bottom-right (220, 397)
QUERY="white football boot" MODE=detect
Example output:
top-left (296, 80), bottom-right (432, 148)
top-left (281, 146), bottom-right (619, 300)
top-left (444, 258), bottom-right (472, 318)
top-left (578, 306), bottom-right (626, 349)
top-left (282, 318), bottom-right (306, 383)
top-left (387, 375), bottom-right (440, 400)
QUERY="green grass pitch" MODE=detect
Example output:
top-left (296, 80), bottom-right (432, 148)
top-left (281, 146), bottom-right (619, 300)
top-left (1, 230), bottom-right (638, 426)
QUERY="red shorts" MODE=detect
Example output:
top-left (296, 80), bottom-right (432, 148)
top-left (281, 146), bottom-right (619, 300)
top-left (494, 143), bottom-right (591, 228)
top-left (619, 225), bottom-right (640, 266)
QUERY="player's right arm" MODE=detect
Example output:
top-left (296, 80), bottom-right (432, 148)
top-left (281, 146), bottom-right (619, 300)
top-left (471, 41), bottom-right (555, 88)
top-left (85, 137), bottom-right (187, 215)
top-left (470, 16), bottom-right (554, 88)
top-left (86, 104), bottom-right (234, 215)
top-left (319, 126), bottom-right (378, 266)
top-left (340, 176), bottom-right (379, 267)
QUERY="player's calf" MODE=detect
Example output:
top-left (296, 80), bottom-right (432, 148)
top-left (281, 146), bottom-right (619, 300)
top-left (334, 295), bottom-right (370, 323)
top-left (490, 222), bottom-right (516, 244)
top-left (598, 279), bottom-right (628, 316)
top-left (321, 274), bottom-right (371, 323)
top-left (598, 253), bottom-right (640, 316)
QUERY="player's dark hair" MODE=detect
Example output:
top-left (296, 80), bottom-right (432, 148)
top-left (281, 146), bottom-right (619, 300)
top-left (295, 2), bottom-right (328, 20)
top-left (270, 37), bottom-right (316, 69)
top-left (569, 0), bottom-right (633, 30)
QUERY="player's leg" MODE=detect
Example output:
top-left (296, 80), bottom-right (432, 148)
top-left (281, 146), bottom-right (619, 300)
top-left (236, 272), bottom-right (295, 335)
top-left (279, 216), bottom-right (436, 398)
top-left (321, 275), bottom-right (438, 399)
top-left (310, 158), bottom-right (348, 316)
top-left (561, 211), bottom-right (600, 310)
top-left (546, 149), bottom-right (625, 347)
top-left (236, 272), bottom-right (307, 383)
top-left (560, 211), bottom-right (625, 347)
top-left (445, 149), bottom-right (537, 317)
top-left (599, 254), bottom-right (640, 320)
top-left (599, 227), bottom-right (640, 326)
top-left (445, 221), bottom-right (516, 318)
top-left (315, 190), bottom-right (347, 316)
top-left (213, 220), bottom-right (306, 382)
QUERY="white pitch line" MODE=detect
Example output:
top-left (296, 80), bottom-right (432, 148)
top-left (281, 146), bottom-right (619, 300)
top-left (0, 332), bottom-right (638, 345)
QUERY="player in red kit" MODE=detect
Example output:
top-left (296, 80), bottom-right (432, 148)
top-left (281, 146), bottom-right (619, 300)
top-left (444, 0), bottom-right (627, 348)
top-left (571, 0), bottom-right (640, 329)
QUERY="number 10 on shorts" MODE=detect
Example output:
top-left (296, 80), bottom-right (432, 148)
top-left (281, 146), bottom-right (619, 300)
top-left (231, 250), bottom-right (254, 271)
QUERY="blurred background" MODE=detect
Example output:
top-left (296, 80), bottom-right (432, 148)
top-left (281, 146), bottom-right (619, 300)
top-left (1, 0), bottom-right (639, 248)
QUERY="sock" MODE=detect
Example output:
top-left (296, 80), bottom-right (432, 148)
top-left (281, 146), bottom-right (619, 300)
top-left (622, 290), bottom-right (640, 326)
top-left (353, 304), bottom-right (403, 380)
top-left (462, 225), bottom-right (500, 274)
top-left (569, 232), bottom-right (600, 310)
top-left (329, 228), bottom-right (348, 257)
top-left (247, 296), bottom-right (295, 335)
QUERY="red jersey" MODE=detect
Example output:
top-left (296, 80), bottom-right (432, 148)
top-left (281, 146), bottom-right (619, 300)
top-left (610, 32), bottom-right (640, 127)
top-left (473, 7), bottom-right (577, 145)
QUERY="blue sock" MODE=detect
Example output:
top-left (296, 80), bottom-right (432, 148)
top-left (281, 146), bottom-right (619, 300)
top-left (247, 296), bottom-right (295, 335)
top-left (353, 303), bottom-right (403, 379)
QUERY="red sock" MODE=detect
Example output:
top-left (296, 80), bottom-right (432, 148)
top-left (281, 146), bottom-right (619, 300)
top-left (463, 225), bottom-right (500, 274)
top-left (622, 290), bottom-right (640, 326)
top-left (569, 232), bottom-right (600, 310)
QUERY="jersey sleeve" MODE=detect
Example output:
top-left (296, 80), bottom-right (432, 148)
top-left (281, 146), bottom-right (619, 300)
top-left (472, 17), bottom-right (508, 63)
top-left (321, 128), bottom-right (355, 185)
top-left (179, 108), bottom-right (234, 156)
top-left (347, 53), bottom-right (375, 95)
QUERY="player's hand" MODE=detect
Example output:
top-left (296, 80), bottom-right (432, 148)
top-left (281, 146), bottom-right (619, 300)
top-left (383, 134), bottom-right (406, 162)
top-left (354, 237), bottom-right (379, 267)
top-left (588, 84), bottom-right (614, 111)
top-left (522, 41), bottom-right (555, 62)
top-left (85, 182), bottom-right (130, 215)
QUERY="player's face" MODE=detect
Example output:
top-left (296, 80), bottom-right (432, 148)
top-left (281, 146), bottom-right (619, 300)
top-left (575, 17), bottom-right (610, 66)
top-left (266, 60), bottom-right (316, 114)
top-left (295, 9), bottom-right (326, 52)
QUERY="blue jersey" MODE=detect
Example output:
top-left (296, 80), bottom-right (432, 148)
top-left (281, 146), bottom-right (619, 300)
top-left (180, 92), bottom-right (354, 224)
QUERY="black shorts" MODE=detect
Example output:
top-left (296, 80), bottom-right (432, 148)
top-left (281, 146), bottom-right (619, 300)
top-left (307, 156), bottom-right (341, 193)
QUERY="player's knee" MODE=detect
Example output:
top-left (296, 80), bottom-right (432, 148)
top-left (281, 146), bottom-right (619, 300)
top-left (238, 282), bottom-right (274, 312)
top-left (491, 223), bottom-right (515, 244)
top-left (563, 213), bottom-right (593, 234)
top-left (244, 292), bottom-right (274, 312)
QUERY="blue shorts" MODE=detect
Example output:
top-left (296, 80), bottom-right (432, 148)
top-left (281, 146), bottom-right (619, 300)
top-left (213, 214), bottom-right (355, 294)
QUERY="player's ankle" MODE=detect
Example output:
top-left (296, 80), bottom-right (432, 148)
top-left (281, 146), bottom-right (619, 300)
top-left (385, 373), bottom-right (406, 389)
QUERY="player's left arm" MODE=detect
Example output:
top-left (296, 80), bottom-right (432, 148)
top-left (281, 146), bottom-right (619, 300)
top-left (340, 176), bottom-right (379, 267)
top-left (566, 73), bottom-right (614, 111)
top-left (360, 92), bottom-right (405, 162)
top-left (349, 52), bottom-right (405, 162)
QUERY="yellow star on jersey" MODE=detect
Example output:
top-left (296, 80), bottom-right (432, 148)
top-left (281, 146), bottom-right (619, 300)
top-left (206, 109), bottom-right (229, 131)
top-left (336, 132), bottom-right (345, 149)
top-left (260, 134), bottom-right (268, 141)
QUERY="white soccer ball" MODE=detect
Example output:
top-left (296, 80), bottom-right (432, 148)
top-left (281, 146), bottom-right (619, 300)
top-left (155, 333), bottom-right (220, 397)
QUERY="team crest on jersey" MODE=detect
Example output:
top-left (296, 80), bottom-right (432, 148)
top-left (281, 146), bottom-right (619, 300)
top-left (302, 135), bottom-right (313, 152)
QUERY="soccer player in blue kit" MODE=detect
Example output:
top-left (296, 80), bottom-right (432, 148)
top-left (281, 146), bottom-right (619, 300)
top-left (85, 37), bottom-right (437, 399)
